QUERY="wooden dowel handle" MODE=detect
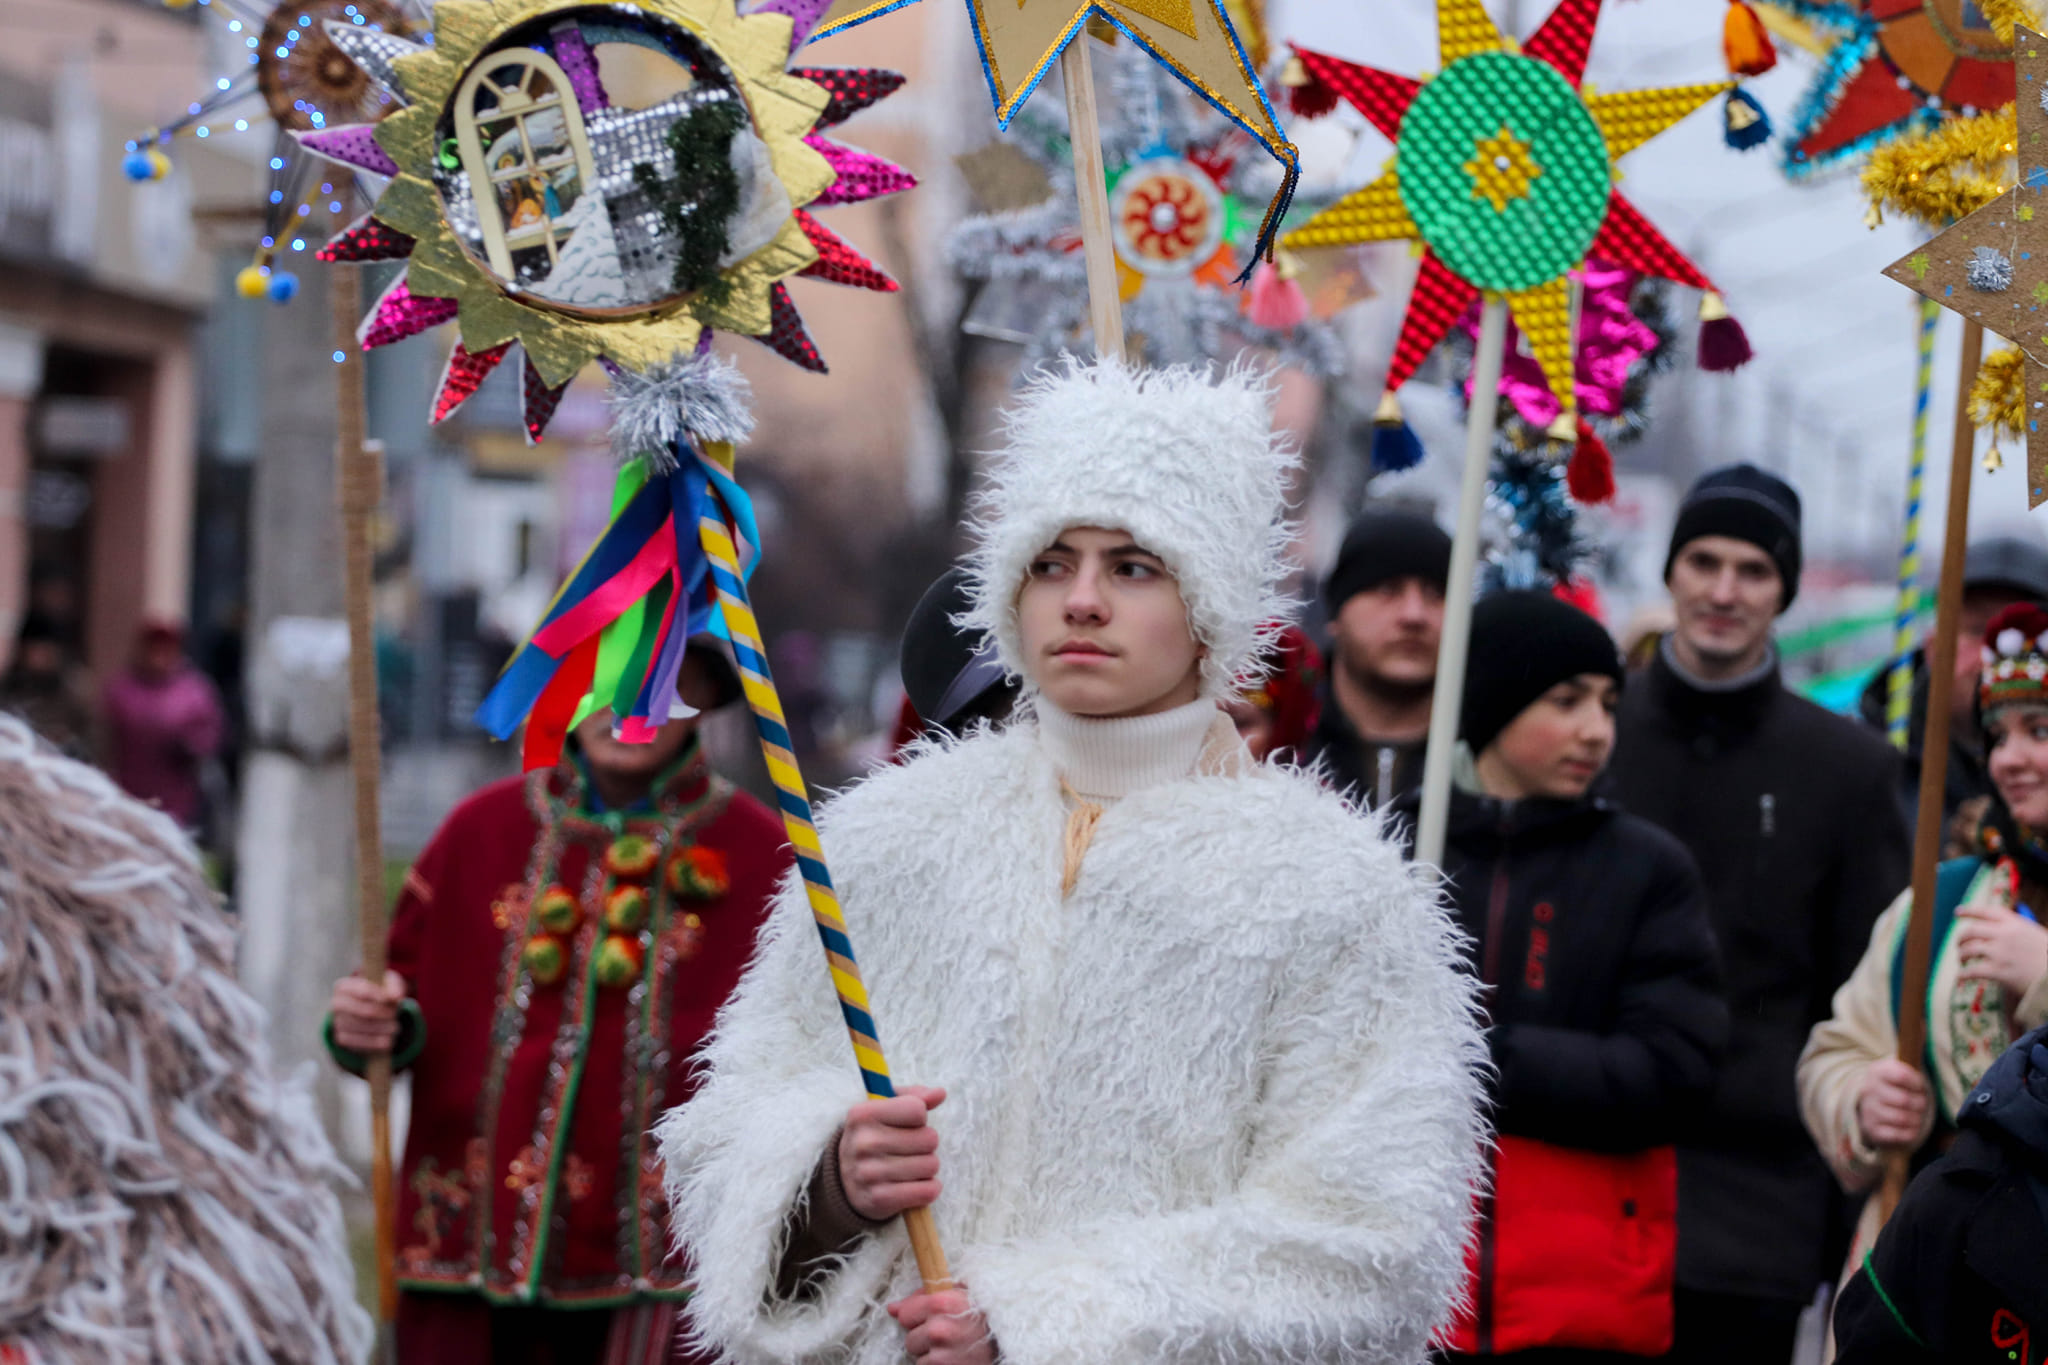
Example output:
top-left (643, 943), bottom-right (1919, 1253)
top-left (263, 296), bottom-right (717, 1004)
top-left (902, 1205), bottom-right (953, 1292)
top-left (1877, 318), bottom-right (1984, 1236)
top-left (1060, 37), bottom-right (1126, 363)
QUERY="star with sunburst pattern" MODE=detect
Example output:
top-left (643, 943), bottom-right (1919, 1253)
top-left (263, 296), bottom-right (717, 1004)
top-left (1284, 0), bottom-right (1736, 424)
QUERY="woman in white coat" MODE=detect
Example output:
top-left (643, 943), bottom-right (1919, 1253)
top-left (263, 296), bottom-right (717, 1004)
top-left (658, 360), bottom-right (1486, 1365)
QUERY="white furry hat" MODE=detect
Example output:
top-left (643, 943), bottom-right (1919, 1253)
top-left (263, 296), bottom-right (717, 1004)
top-left (962, 358), bottom-right (1298, 699)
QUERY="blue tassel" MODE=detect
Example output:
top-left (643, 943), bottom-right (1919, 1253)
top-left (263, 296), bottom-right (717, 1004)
top-left (1369, 391), bottom-right (1425, 472)
top-left (1372, 421), bottom-right (1425, 472)
top-left (1724, 89), bottom-right (1771, 152)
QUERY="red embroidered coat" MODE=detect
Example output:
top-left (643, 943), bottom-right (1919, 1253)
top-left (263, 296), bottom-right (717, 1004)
top-left (365, 758), bottom-right (787, 1308)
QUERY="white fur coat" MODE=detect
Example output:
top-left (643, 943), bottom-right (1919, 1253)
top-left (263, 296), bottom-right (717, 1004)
top-left (658, 723), bottom-right (1486, 1365)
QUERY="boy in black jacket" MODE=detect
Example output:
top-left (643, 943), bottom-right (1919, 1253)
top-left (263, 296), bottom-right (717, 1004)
top-left (1833, 1024), bottom-right (2048, 1365)
top-left (1398, 590), bottom-right (1728, 1360)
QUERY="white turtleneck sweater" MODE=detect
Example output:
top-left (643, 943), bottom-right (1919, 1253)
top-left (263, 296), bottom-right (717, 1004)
top-left (1032, 696), bottom-right (1221, 801)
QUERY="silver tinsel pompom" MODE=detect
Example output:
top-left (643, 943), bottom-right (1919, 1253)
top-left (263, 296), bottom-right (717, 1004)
top-left (1968, 245), bottom-right (2014, 293)
top-left (608, 351), bottom-right (756, 473)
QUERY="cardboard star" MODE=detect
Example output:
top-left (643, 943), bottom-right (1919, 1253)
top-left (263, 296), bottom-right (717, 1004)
top-left (1282, 0), bottom-right (1732, 422)
top-left (807, 0), bottom-right (1297, 266)
top-left (1886, 26), bottom-right (2048, 506)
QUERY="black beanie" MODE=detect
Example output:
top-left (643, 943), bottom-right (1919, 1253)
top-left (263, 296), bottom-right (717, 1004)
top-left (1664, 463), bottom-right (1803, 610)
top-left (1323, 506), bottom-right (1453, 613)
top-left (900, 567), bottom-right (1012, 730)
top-left (1461, 590), bottom-right (1624, 755)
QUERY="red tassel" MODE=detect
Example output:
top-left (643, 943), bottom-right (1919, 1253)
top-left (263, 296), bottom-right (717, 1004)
top-left (1699, 316), bottom-right (1753, 371)
top-left (1247, 259), bottom-right (1310, 330)
top-left (1567, 419), bottom-right (1616, 505)
top-left (1723, 1), bottom-right (1777, 77)
top-left (1287, 68), bottom-right (1340, 119)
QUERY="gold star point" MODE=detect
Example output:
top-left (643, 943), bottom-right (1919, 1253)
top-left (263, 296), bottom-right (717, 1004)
top-left (1464, 126), bottom-right (1542, 212)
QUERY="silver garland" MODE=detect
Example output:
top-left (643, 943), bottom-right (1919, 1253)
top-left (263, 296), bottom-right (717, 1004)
top-left (946, 46), bottom-right (1344, 379)
top-left (607, 350), bottom-right (757, 471)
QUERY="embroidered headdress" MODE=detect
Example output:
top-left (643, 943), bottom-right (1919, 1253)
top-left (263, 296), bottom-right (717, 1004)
top-left (1979, 601), bottom-right (2048, 719)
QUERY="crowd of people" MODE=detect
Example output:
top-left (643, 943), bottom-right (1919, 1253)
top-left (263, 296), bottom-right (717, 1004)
top-left (5, 360), bottom-right (2046, 1364)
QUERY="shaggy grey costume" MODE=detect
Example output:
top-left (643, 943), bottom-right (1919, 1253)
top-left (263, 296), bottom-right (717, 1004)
top-left (0, 715), bottom-right (369, 1364)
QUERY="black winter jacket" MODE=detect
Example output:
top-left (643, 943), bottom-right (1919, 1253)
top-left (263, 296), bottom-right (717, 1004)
top-left (1307, 682), bottom-right (1426, 810)
top-left (1609, 644), bottom-right (1910, 1303)
top-left (1834, 1026), bottom-right (2048, 1365)
top-left (1396, 787), bottom-right (1728, 1151)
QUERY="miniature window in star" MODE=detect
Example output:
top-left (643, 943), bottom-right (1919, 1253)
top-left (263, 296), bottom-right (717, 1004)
top-left (454, 50), bottom-right (598, 286)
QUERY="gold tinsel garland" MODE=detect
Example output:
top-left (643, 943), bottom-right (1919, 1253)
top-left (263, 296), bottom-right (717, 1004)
top-left (1862, 108), bottom-right (2016, 228)
top-left (1860, 0), bottom-right (2038, 228)
top-left (1980, 0), bottom-right (2040, 43)
top-left (1971, 345), bottom-right (2028, 444)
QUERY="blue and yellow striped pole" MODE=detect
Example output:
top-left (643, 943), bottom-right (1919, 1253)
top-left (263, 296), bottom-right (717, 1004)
top-left (694, 442), bottom-right (953, 1291)
top-left (1886, 298), bottom-right (1940, 750)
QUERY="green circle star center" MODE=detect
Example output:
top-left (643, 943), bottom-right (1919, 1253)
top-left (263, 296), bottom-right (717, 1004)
top-left (1397, 49), bottom-right (1611, 294)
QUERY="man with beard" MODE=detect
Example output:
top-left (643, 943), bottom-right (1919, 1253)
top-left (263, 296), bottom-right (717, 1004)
top-left (1307, 506), bottom-right (1451, 807)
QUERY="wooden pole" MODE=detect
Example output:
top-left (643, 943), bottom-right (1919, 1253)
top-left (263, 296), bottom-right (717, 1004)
top-left (1414, 297), bottom-right (1509, 868)
top-left (1878, 317), bottom-right (1985, 1221)
top-left (331, 262), bottom-right (399, 1342)
top-left (1060, 36), bottom-right (1127, 363)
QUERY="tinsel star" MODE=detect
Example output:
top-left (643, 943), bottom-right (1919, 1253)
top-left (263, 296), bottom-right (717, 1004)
top-left (299, 0), bottom-right (914, 441)
top-left (947, 46), bottom-right (1353, 376)
top-left (1779, 0), bottom-right (2017, 177)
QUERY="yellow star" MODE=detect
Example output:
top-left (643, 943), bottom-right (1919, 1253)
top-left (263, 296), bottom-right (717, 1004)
top-left (1464, 127), bottom-right (1542, 213)
top-left (816, 0), bottom-right (1282, 148)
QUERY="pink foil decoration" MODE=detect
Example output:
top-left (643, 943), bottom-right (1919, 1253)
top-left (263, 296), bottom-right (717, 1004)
top-left (359, 278), bottom-right (458, 350)
top-left (522, 354), bottom-right (571, 443)
top-left (1462, 260), bottom-right (1659, 427)
top-left (751, 0), bottom-right (836, 50)
top-left (756, 283), bottom-right (826, 372)
top-left (794, 209), bottom-right (898, 292)
top-left (550, 26), bottom-right (609, 114)
top-left (793, 67), bottom-right (907, 130)
top-left (317, 214), bottom-right (415, 263)
top-left (431, 341), bottom-right (512, 424)
top-left (297, 124), bottom-right (399, 178)
top-left (805, 136), bottom-right (917, 207)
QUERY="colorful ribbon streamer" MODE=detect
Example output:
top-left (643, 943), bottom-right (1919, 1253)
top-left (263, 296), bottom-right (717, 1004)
top-left (694, 444), bottom-right (899, 1101)
top-left (1886, 297), bottom-right (1940, 750)
top-left (478, 429), bottom-right (902, 1102)
top-left (474, 449), bottom-right (759, 770)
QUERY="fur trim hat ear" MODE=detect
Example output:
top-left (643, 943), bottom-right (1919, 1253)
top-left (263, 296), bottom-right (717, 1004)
top-left (963, 359), bottom-right (1298, 699)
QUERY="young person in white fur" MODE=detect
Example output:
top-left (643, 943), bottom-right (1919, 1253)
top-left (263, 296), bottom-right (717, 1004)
top-left (657, 359), bottom-right (1487, 1365)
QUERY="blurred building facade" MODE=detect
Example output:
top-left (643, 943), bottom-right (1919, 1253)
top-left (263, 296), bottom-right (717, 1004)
top-left (0, 0), bottom-right (253, 684)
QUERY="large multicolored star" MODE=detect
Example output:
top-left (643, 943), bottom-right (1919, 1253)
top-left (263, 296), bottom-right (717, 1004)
top-left (299, 0), bottom-right (914, 441)
top-left (1781, 0), bottom-right (2015, 177)
top-left (1283, 0), bottom-right (1735, 423)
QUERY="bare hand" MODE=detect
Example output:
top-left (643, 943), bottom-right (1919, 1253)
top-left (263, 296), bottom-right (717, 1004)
top-left (330, 970), bottom-right (407, 1054)
top-left (889, 1286), bottom-right (995, 1365)
top-left (839, 1085), bottom-right (945, 1222)
top-left (1955, 903), bottom-right (2048, 1000)
top-left (1856, 1058), bottom-right (1932, 1149)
